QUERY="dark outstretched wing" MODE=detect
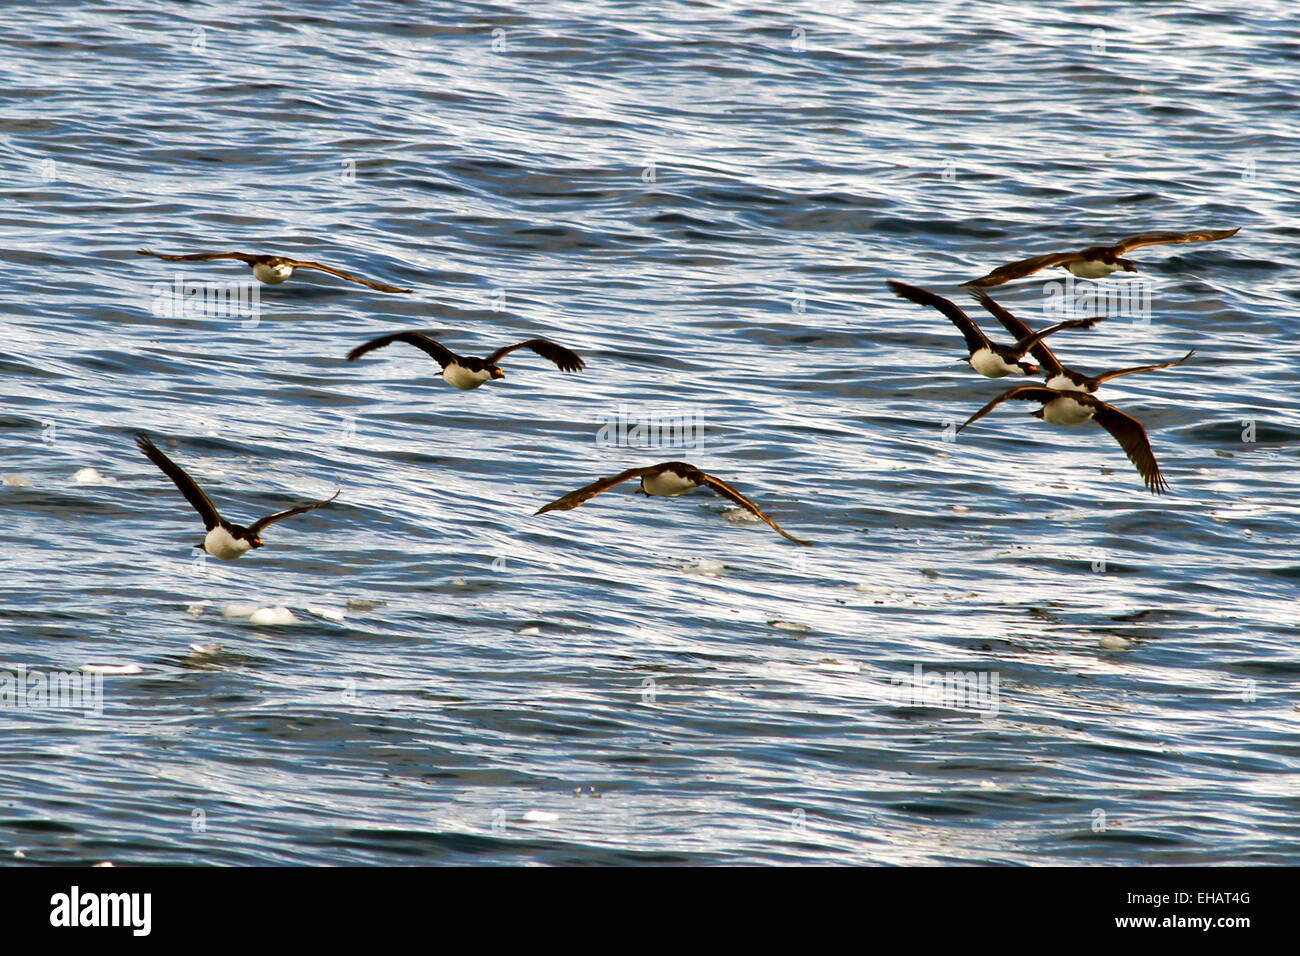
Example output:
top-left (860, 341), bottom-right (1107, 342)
top-left (247, 490), bottom-right (340, 536)
top-left (1011, 315), bottom-right (1104, 355)
top-left (963, 251), bottom-right (1082, 288)
top-left (699, 474), bottom-right (812, 546)
top-left (887, 280), bottom-right (990, 355)
top-left (135, 433), bottom-right (222, 531)
top-left (958, 385), bottom-right (1064, 432)
top-left (1092, 350), bottom-right (1194, 386)
top-left (1111, 228), bottom-right (1240, 254)
top-left (534, 468), bottom-right (656, 515)
top-left (1092, 404), bottom-right (1169, 495)
top-left (283, 259), bottom-right (412, 293)
top-left (137, 249), bottom-right (257, 264)
top-left (484, 339), bottom-right (585, 372)
top-left (346, 331), bottom-right (456, 369)
top-left (967, 286), bottom-right (1065, 374)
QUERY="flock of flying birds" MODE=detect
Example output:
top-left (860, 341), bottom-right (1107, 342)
top-left (132, 247), bottom-right (812, 555)
top-left (891, 226), bottom-right (1239, 495)
top-left (128, 226), bottom-right (1238, 559)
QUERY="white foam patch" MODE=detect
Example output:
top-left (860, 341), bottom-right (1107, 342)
top-left (853, 583), bottom-right (913, 605)
top-left (815, 659), bottom-right (860, 674)
top-left (3, 475), bottom-right (33, 487)
top-left (189, 643), bottom-right (222, 655)
top-left (522, 810), bottom-right (559, 823)
top-left (346, 598), bottom-right (385, 611)
top-left (73, 468), bottom-right (113, 485)
top-left (249, 607), bottom-right (296, 625)
top-left (186, 600), bottom-right (212, 617)
top-left (222, 603), bottom-right (261, 619)
top-left (722, 507), bottom-right (761, 525)
top-left (682, 559), bottom-right (724, 577)
top-left (305, 606), bottom-right (346, 623)
top-left (1099, 635), bottom-right (1131, 650)
top-left (769, 620), bottom-right (808, 633)
top-left (81, 663), bottom-right (142, 675)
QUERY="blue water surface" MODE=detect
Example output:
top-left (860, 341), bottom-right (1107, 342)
top-left (0, 1), bottom-right (1298, 865)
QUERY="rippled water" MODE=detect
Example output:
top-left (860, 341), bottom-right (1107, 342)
top-left (1, 1), bottom-right (1298, 865)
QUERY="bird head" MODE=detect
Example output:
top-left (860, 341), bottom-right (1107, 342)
top-left (489, 366), bottom-right (505, 379)
top-left (1016, 361), bottom-right (1039, 375)
top-left (251, 536), bottom-right (264, 549)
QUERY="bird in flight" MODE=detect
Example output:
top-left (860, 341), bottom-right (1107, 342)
top-left (963, 227), bottom-right (1240, 287)
top-left (135, 434), bottom-right (339, 559)
top-left (346, 331), bottom-right (584, 390)
top-left (968, 286), bottom-right (1194, 393)
top-left (957, 387), bottom-right (1169, 494)
top-left (137, 248), bottom-right (411, 293)
top-left (888, 280), bottom-right (1103, 378)
top-left (535, 461), bottom-right (812, 545)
